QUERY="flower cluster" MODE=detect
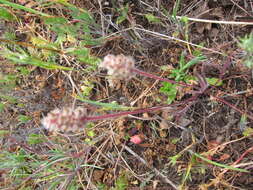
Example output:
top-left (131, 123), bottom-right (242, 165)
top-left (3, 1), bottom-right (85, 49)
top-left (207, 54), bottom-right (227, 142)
top-left (99, 54), bottom-right (136, 79)
top-left (41, 107), bottom-right (87, 132)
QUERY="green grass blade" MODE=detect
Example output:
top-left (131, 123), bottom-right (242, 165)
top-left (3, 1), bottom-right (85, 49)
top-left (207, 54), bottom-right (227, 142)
top-left (0, 0), bottom-right (50, 17)
top-left (188, 150), bottom-right (249, 173)
top-left (76, 96), bottom-right (132, 110)
top-left (172, 0), bottom-right (181, 19)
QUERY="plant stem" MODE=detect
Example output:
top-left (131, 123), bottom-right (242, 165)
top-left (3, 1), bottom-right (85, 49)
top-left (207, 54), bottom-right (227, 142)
top-left (83, 105), bottom-right (170, 122)
top-left (81, 94), bottom-right (201, 123)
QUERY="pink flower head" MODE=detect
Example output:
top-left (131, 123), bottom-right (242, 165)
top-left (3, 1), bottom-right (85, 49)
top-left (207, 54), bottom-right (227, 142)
top-left (41, 107), bottom-right (87, 132)
top-left (100, 54), bottom-right (136, 79)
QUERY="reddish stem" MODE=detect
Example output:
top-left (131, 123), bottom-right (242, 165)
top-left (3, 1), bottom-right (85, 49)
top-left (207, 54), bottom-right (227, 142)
top-left (83, 105), bottom-right (170, 122)
top-left (212, 96), bottom-right (253, 121)
top-left (81, 98), bottom-right (197, 122)
top-left (234, 146), bottom-right (253, 166)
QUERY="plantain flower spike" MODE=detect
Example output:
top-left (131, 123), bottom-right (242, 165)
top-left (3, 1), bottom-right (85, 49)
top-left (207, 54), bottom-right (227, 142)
top-left (41, 107), bottom-right (87, 132)
top-left (100, 54), bottom-right (136, 79)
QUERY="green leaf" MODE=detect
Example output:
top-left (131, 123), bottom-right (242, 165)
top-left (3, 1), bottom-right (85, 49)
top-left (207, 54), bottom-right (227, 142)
top-left (159, 82), bottom-right (178, 104)
top-left (239, 33), bottom-right (253, 53)
top-left (43, 17), bottom-right (68, 25)
top-left (116, 4), bottom-right (129, 25)
top-left (16, 66), bottom-right (30, 76)
top-left (116, 15), bottom-right (127, 25)
top-left (0, 130), bottom-right (9, 136)
top-left (114, 173), bottom-right (128, 190)
top-left (1, 50), bottom-right (72, 70)
top-left (76, 12), bottom-right (94, 22)
top-left (145, 14), bottom-right (161, 23)
top-left (69, 48), bottom-right (89, 57)
top-left (0, 7), bottom-right (15, 21)
top-left (0, 103), bottom-right (4, 112)
top-left (243, 128), bottom-right (253, 137)
top-left (18, 114), bottom-right (31, 124)
top-left (30, 36), bottom-right (59, 50)
top-left (171, 138), bottom-right (180, 144)
top-left (97, 183), bottom-right (108, 190)
top-left (172, 0), bottom-right (181, 19)
top-left (43, 17), bottom-right (78, 37)
top-left (169, 154), bottom-right (181, 166)
top-left (87, 130), bottom-right (95, 137)
top-left (0, 93), bottom-right (17, 103)
top-left (206, 77), bottom-right (223, 86)
top-left (27, 133), bottom-right (44, 145)
top-left (180, 16), bottom-right (189, 24)
top-left (0, 74), bottom-right (16, 83)
top-left (0, 0), bottom-right (49, 16)
top-left (181, 56), bottom-right (206, 71)
top-left (80, 80), bottom-right (94, 97)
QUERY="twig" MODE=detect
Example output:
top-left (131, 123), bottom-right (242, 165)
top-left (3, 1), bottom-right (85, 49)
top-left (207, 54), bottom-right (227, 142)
top-left (124, 145), bottom-right (178, 189)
